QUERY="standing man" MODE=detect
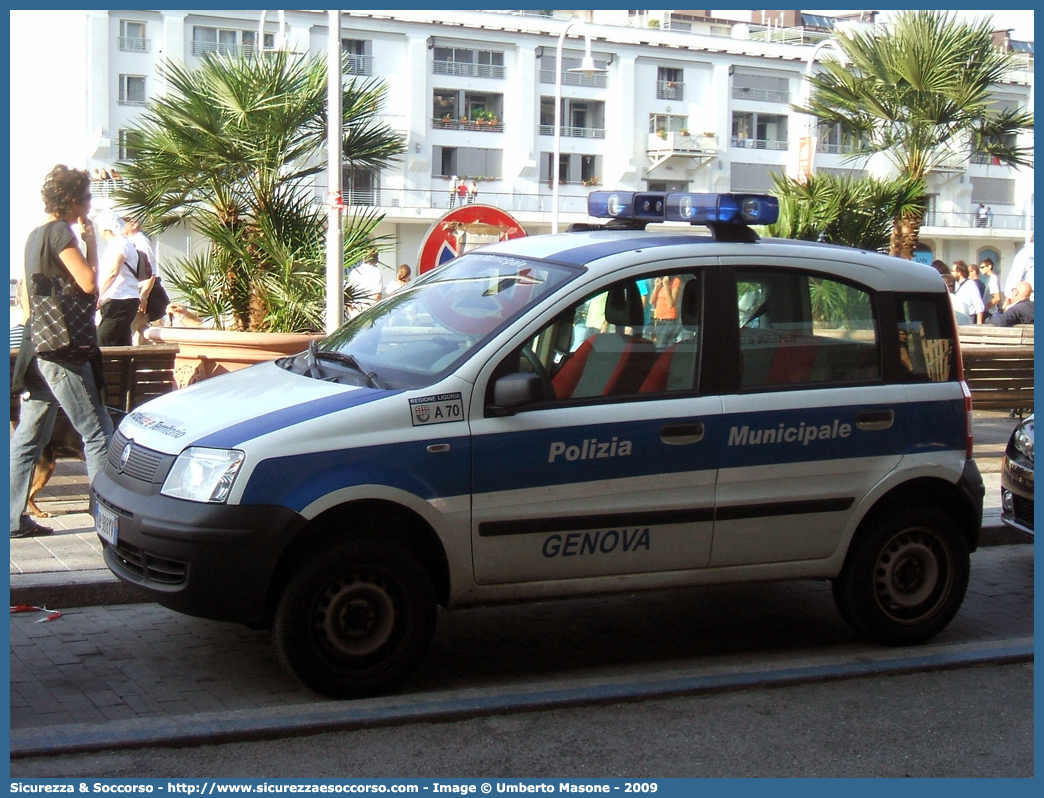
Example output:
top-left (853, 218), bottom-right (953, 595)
top-left (976, 203), bottom-right (987, 228)
top-left (951, 260), bottom-right (984, 324)
top-left (345, 247), bottom-right (384, 319)
top-left (978, 258), bottom-right (1003, 318)
top-left (448, 176), bottom-right (458, 209)
top-left (1004, 235), bottom-right (1034, 301)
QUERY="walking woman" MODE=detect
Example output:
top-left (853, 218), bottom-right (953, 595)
top-left (10, 165), bottom-right (113, 538)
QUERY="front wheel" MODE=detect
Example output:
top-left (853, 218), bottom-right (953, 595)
top-left (832, 507), bottom-right (970, 646)
top-left (273, 536), bottom-right (436, 698)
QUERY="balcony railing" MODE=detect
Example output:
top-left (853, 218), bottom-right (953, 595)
top-left (732, 86), bottom-right (790, 103)
top-left (432, 118), bottom-right (504, 133)
top-left (538, 124), bottom-right (606, 139)
top-left (539, 69), bottom-right (607, 89)
top-left (345, 54), bottom-right (373, 76)
top-left (656, 81), bottom-right (684, 101)
top-left (191, 41), bottom-right (267, 58)
top-left (433, 60), bottom-right (505, 80)
top-left (647, 132), bottom-right (717, 152)
top-left (119, 37), bottom-right (150, 53)
top-left (118, 96), bottom-right (147, 107)
top-left (816, 141), bottom-right (870, 156)
top-left (731, 136), bottom-right (789, 151)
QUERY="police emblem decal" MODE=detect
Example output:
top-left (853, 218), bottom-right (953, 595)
top-left (408, 392), bottom-right (464, 427)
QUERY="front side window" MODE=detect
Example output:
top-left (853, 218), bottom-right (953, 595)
top-left (308, 255), bottom-right (581, 390)
top-left (491, 270), bottom-right (704, 407)
top-left (119, 75), bottom-right (146, 106)
top-left (736, 268), bottom-right (879, 390)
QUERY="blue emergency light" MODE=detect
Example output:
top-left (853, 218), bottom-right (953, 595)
top-left (587, 191), bottom-right (779, 227)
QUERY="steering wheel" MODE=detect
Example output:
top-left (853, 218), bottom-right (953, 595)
top-left (520, 346), bottom-right (555, 401)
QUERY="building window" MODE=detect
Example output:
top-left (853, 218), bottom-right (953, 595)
top-left (731, 112), bottom-right (788, 150)
top-left (341, 166), bottom-right (380, 206)
top-left (119, 75), bottom-right (147, 106)
top-left (119, 20), bottom-right (149, 52)
top-left (649, 114), bottom-right (689, 135)
top-left (656, 67), bottom-right (684, 101)
top-left (732, 71), bottom-right (790, 103)
top-left (192, 26), bottom-right (243, 57)
top-left (342, 38), bottom-right (373, 76)
top-left (540, 98), bottom-right (606, 138)
top-left (433, 147), bottom-right (502, 179)
top-left (433, 47), bottom-right (505, 79)
top-left (118, 130), bottom-right (144, 161)
top-left (540, 152), bottom-right (600, 185)
top-left (242, 30), bottom-right (275, 55)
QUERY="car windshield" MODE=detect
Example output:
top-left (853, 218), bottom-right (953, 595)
top-left (290, 253), bottom-right (580, 390)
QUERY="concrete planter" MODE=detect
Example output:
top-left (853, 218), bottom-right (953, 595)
top-left (144, 326), bottom-right (322, 388)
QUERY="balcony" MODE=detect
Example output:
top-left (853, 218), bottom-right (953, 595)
top-left (433, 60), bottom-right (505, 80)
top-left (731, 137), bottom-right (788, 151)
top-left (656, 80), bottom-right (684, 101)
top-left (731, 86), bottom-right (790, 104)
top-left (646, 132), bottom-right (718, 172)
top-left (191, 42), bottom-right (268, 58)
top-left (432, 118), bottom-right (504, 133)
top-left (538, 124), bottom-right (606, 139)
top-left (345, 54), bottom-right (373, 76)
top-left (539, 70), bottom-right (607, 89)
top-left (119, 37), bottom-right (150, 53)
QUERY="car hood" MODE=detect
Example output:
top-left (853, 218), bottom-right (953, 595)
top-left (117, 361), bottom-right (383, 455)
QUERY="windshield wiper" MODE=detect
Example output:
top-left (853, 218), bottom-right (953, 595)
top-left (315, 351), bottom-right (388, 389)
top-left (305, 340), bottom-right (324, 379)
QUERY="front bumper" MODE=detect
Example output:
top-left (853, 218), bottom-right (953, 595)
top-left (1000, 454), bottom-right (1034, 535)
top-left (92, 465), bottom-right (307, 626)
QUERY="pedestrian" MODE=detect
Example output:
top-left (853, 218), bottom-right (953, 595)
top-left (967, 261), bottom-right (987, 302)
top-left (96, 213), bottom-right (141, 346)
top-left (387, 264), bottom-right (412, 295)
top-left (124, 218), bottom-right (163, 342)
top-left (649, 273), bottom-right (682, 344)
top-left (345, 247), bottom-right (384, 318)
top-left (976, 203), bottom-right (987, 228)
top-left (929, 259), bottom-right (950, 276)
top-left (448, 176), bottom-right (458, 208)
top-left (951, 260), bottom-right (984, 324)
top-left (988, 280), bottom-right (1033, 327)
top-left (978, 257), bottom-right (1003, 318)
top-left (457, 178), bottom-right (469, 206)
top-left (468, 179), bottom-right (478, 205)
top-left (10, 164), bottom-right (113, 539)
top-left (1004, 234), bottom-right (1034, 301)
top-left (986, 206), bottom-right (994, 228)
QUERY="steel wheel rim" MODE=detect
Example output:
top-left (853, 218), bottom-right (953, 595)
top-left (873, 529), bottom-right (952, 623)
top-left (312, 571), bottom-right (401, 658)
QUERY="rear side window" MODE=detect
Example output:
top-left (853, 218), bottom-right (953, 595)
top-left (898, 296), bottom-right (957, 382)
top-left (737, 268), bottom-right (879, 390)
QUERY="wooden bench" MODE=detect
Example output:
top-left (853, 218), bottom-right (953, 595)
top-left (11, 344), bottom-right (180, 413)
top-left (958, 324), bottom-right (1034, 347)
top-left (960, 345), bottom-right (1034, 416)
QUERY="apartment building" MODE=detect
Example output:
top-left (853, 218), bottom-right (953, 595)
top-left (74, 9), bottom-right (1035, 278)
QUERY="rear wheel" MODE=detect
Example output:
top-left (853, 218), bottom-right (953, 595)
top-left (832, 506), bottom-right (969, 645)
top-left (273, 536), bottom-right (436, 698)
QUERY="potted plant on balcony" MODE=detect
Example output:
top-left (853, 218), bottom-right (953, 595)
top-left (680, 128), bottom-right (690, 137)
top-left (115, 50), bottom-right (404, 385)
top-left (657, 128), bottom-right (668, 140)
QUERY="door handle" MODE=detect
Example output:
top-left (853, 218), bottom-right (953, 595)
top-left (661, 422), bottom-right (704, 445)
top-left (856, 409), bottom-right (894, 431)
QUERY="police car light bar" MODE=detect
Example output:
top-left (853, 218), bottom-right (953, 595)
top-left (587, 191), bottom-right (779, 227)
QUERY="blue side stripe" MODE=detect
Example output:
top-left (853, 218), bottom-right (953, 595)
top-left (196, 388), bottom-right (399, 449)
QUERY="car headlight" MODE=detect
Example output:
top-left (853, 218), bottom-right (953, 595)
top-left (1012, 419), bottom-right (1034, 463)
top-left (162, 447), bottom-right (245, 503)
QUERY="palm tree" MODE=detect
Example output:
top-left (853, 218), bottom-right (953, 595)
top-left (766, 171), bottom-right (925, 253)
top-left (116, 50), bottom-right (404, 332)
top-left (796, 10), bottom-right (1033, 259)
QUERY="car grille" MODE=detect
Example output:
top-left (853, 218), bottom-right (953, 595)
top-left (107, 430), bottom-right (167, 482)
top-left (1012, 495), bottom-right (1034, 530)
top-left (108, 539), bottom-right (187, 585)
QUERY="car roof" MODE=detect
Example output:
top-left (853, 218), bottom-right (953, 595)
top-left (477, 228), bottom-right (946, 294)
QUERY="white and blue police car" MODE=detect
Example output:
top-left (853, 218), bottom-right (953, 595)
top-left (92, 192), bottom-right (984, 698)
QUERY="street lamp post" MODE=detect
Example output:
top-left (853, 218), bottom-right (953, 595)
top-left (799, 38), bottom-right (845, 181)
top-left (325, 10), bottom-right (343, 333)
top-left (551, 18), bottom-right (605, 234)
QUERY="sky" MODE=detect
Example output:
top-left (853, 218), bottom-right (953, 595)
top-left (7, 9), bottom-right (1036, 282)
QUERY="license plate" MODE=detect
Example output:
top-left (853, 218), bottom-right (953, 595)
top-left (94, 503), bottom-right (119, 547)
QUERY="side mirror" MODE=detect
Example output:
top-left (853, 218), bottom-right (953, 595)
top-left (488, 372), bottom-right (545, 416)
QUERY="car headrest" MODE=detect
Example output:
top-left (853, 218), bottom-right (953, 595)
top-left (605, 282), bottom-right (644, 328)
top-left (680, 280), bottom-right (701, 329)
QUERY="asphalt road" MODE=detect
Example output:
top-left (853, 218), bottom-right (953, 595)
top-left (11, 662), bottom-right (1033, 778)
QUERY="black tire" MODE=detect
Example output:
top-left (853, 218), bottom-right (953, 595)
top-left (273, 536), bottom-right (436, 698)
top-left (832, 506), bottom-right (970, 646)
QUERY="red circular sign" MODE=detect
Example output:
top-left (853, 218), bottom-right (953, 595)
top-left (417, 204), bottom-right (527, 275)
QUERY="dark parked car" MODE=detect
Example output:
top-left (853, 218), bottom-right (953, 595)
top-left (1001, 413), bottom-right (1033, 535)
